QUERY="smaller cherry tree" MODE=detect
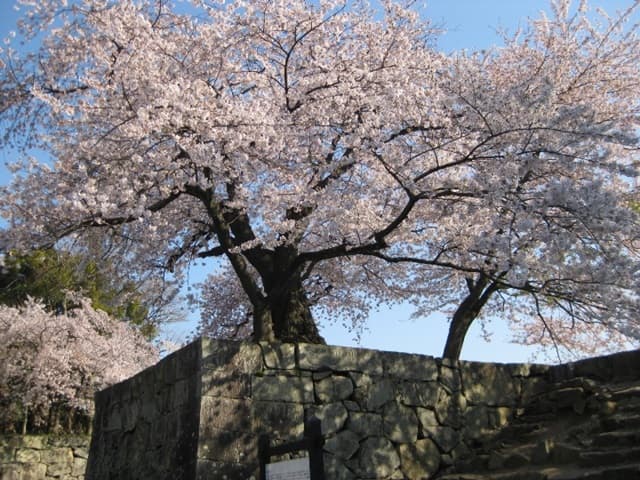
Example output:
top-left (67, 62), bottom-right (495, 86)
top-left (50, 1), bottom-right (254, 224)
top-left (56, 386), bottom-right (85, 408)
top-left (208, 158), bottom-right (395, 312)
top-left (0, 295), bottom-right (158, 433)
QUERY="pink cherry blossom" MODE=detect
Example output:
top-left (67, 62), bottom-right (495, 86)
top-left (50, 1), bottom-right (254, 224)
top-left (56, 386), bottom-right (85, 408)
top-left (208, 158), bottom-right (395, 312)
top-left (0, 0), bottom-right (639, 359)
top-left (0, 296), bottom-right (158, 430)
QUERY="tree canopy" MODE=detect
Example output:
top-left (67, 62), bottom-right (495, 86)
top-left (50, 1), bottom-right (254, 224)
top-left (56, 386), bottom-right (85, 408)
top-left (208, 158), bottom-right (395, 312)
top-left (0, 296), bottom-right (158, 433)
top-left (1, 0), bottom-right (639, 359)
top-left (0, 248), bottom-right (159, 337)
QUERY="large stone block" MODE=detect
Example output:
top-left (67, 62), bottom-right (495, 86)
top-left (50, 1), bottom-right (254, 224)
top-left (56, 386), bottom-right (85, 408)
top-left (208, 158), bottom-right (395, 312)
top-left (252, 401), bottom-right (305, 437)
top-left (349, 372), bottom-right (373, 389)
top-left (356, 437), bottom-right (400, 478)
top-left (417, 407), bottom-right (439, 429)
top-left (398, 381), bottom-right (439, 406)
top-left (399, 439), bottom-right (440, 479)
top-left (343, 400), bottom-right (360, 412)
top-left (9, 462), bottom-right (47, 480)
top-left (424, 425), bottom-right (459, 453)
top-left (122, 400), bottom-right (139, 433)
top-left (201, 340), bottom-right (263, 373)
top-left (172, 378), bottom-right (194, 409)
top-left (461, 363), bottom-right (519, 406)
top-left (103, 403), bottom-right (123, 432)
top-left (463, 405), bottom-right (490, 440)
top-left (139, 395), bottom-right (159, 422)
top-left (435, 389), bottom-right (466, 428)
top-left (48, 435), bottom-right (90, 449)
top-left (175, 341), bottom-right (202, 380)
top-left (201, 397), bottom-right (251, 432)
top-left (195, 459), bottom-right (258, 480)
top-left (123, 440), bottom-right (146, 474)
top-left (507, 363), bottom-right (532, 378)
top-left (324, 430), bottom-right (360, 460)
top-left (252, 375), bottom-right (314, 403)
top-left (44, 450), bottom-right (74, 477)
top-left (364, 378), bottom-right (396, 411)
top-left (383, 402), bottom-right (418, 443)
top-left (72, 456), bottom-right (88, 477)
top-left (73, 446), bottom-right (89, 459)
top-left (382, 351), bottom-right (438, 381)
top-left (560, 350), bottom-right (640, 382)
top-left (14, 448), bottom-right (40, 463)
top-left (201, 370), bottom-right (251, 399)
top-left (311, 402), bottom-right (349, 436)
top-left (197, 427), bottom-right (256, 465)
top-left (324, 453), bottom-right (357, 480)
top-left (439, 364), bottom-right (462, 393)
top-left (521, 376), bottom-right (550, 404)
top-left (129, 422), bottom-right (152, 458)
top-left (347, 412), bottom-right (383, 438)
top-left (488, 407), bottom-right (512, 429)
top-left (260, 342), bottom-right (297, 370)
top-left (40, 446), bottom-right (74, 466)
top-left (298, 344), bottom-right (383, 374)
top-left (153, 340), bottom-right (200, 386)
top-left (315, 375), bottom-right (354, 403)
top-left (4, 436), bottom-right (46, 450)
top-left (0, 463), bottom-right (21, 480)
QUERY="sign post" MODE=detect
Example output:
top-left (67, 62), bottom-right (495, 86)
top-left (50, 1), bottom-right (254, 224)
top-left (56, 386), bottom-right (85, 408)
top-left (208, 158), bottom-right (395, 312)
top-left (259, 416), bottom-right (325, 480)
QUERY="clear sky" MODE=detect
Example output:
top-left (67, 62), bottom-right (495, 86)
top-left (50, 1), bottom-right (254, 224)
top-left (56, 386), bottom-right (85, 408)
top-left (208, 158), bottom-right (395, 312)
top-left (1, 0), bottom-right (637, 363)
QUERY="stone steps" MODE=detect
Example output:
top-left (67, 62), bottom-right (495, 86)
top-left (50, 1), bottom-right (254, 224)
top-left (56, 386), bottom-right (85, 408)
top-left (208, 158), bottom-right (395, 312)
top-left (454, 441), bottom-right (640, 473)
top-left (590, 429), bottom-right (640, 447)
top-left (545, 463), bottom-right (640, 480)
top-left (600, 413), bottom-right (640, 431)
top-left (579, 446), bottom-right (640, 468)
top-left (436, 378), bottom-right (640, 480)
top-left (439, 462), bottom-right (640, 480)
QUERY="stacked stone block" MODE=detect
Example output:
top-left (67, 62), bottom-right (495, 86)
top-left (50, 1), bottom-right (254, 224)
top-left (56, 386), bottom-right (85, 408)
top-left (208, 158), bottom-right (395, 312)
top-left (0, 435), bottom-right (89, 480)
top-left (85, 340), bottom-right (202, 480)
top-left (87, 338), bottom-right (562, 479)
top-left (251, 343), bottom-right (547, 479)
top-left (85, 339), bottom-right (640, 479)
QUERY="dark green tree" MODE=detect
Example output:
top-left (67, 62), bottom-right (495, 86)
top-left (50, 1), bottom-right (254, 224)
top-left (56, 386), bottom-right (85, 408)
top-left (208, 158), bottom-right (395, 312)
top-left (0, 248), bottom-right (158, 338)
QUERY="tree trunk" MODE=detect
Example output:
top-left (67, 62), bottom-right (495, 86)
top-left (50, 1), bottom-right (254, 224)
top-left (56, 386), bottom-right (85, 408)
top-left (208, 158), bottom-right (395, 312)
top-left (21, 405), bottom-right (28, 435)
top-left (250, 246), bottom-right (325, 344)
top-left (253, 305), bottom-right (275, 343)
top-left (269, 280), bottom-right (325, 344)
top-left (442, 274), bottom-right (500, 360)
top-left (442, 308), bottom-right (476, 360)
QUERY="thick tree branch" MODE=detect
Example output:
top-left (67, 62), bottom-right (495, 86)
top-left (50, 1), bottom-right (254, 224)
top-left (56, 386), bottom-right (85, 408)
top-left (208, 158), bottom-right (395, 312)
top-left (48, 190), bottom-right (183, 243)
top-left (184, 183), bottom-right (267, 308)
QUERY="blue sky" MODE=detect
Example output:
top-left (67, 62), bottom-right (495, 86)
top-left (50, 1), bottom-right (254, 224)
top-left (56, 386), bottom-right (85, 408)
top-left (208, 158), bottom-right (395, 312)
top-left (1, 1), bottom-right (637, 363)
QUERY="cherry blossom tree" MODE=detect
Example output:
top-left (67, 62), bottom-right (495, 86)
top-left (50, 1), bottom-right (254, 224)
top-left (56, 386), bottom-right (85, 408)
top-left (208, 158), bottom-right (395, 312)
top-left (0, 296), bottom-right (158, 433)
top-left (1, 0), bottom-right (639, 359)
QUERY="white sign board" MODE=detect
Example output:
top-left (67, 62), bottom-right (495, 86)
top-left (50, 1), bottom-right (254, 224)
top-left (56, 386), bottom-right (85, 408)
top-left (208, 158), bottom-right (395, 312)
top-left (265, 457), bottom-right (311, 480)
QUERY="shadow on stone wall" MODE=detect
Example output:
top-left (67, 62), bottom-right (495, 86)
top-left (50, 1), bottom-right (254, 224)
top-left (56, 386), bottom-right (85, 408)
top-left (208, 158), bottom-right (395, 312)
top-left (85, 339), bottom-right (201, 480)
top-left (84, 340), bottom-right (640, 480)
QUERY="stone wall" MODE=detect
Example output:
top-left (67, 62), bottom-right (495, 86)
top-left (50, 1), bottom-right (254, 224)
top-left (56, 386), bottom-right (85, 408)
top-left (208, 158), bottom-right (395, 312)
top-left (193, 341), bottom-right (548, 479)
top-left (85, 339), bottom-right (201, 480)
top-left (85, 339), bottom-right (640, 479)
top-left (0, 434), bottom-right (89, 480)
